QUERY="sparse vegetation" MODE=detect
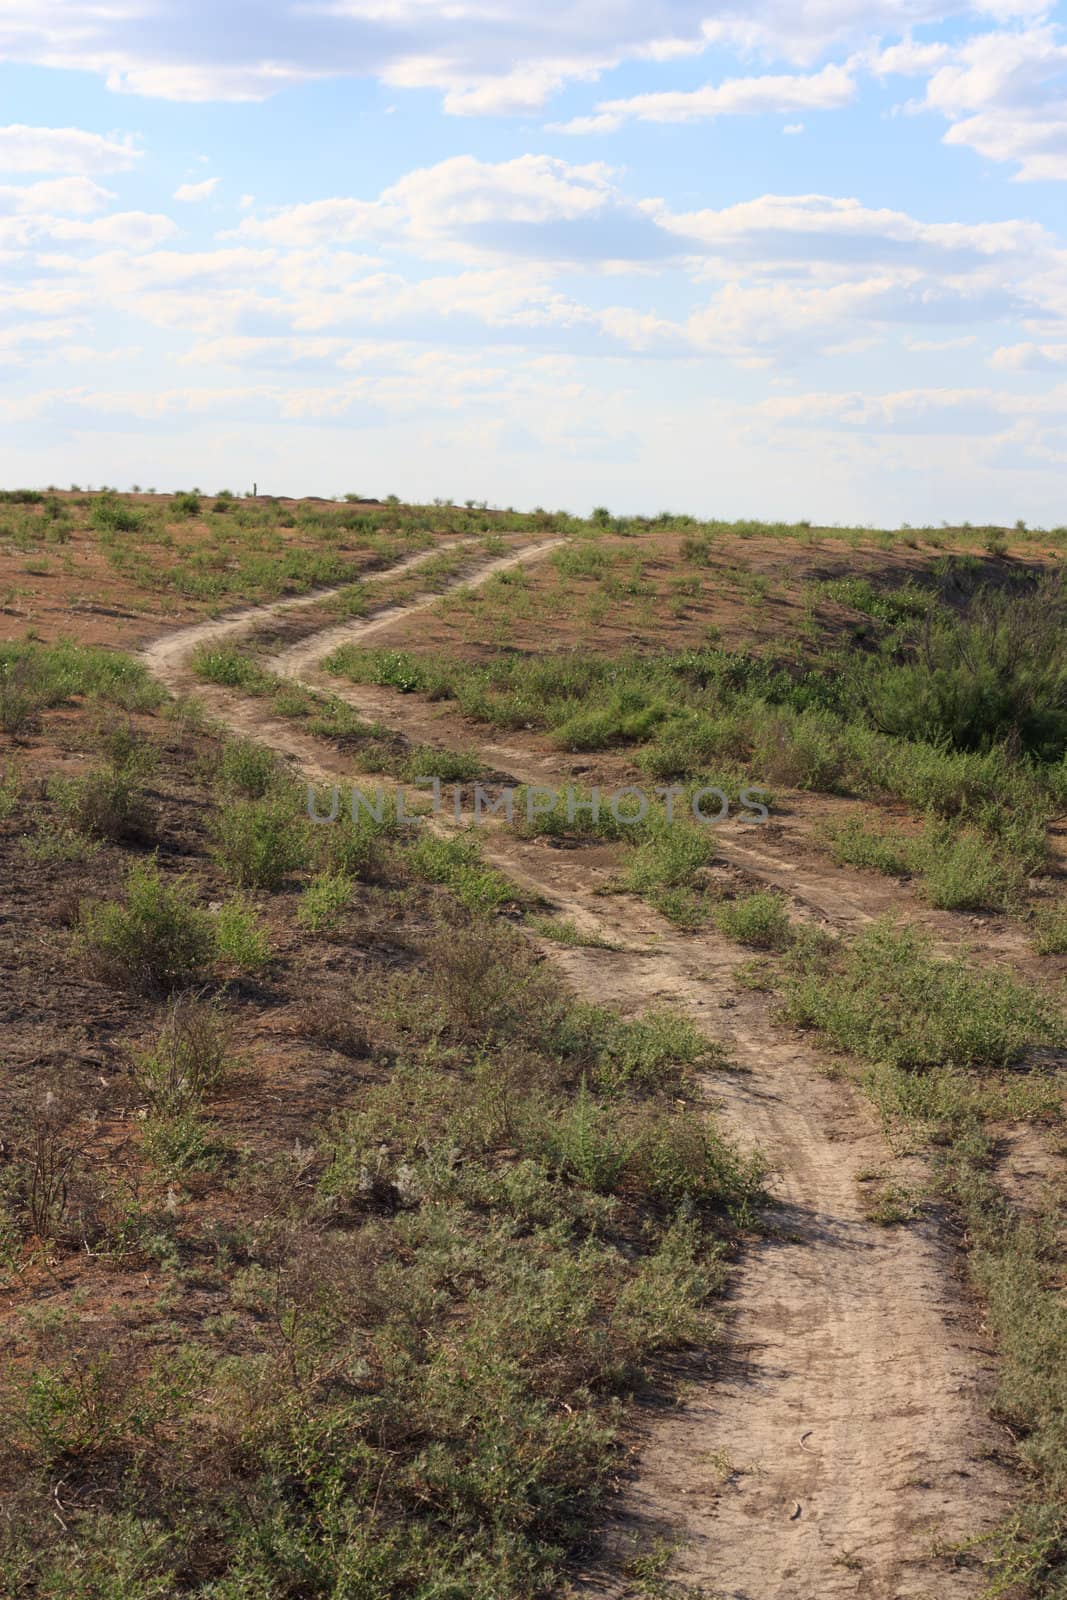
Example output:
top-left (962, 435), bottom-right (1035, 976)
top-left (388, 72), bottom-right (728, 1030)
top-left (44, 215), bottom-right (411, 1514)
top-left (4, 493), bottom-right (1067, 1600)
top-left (784, 919), bottom-right (1062, 1072)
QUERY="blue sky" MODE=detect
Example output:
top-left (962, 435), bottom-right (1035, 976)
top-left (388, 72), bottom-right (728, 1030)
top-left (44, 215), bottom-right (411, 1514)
top-left (1, 2), bottom-right (1066, 522)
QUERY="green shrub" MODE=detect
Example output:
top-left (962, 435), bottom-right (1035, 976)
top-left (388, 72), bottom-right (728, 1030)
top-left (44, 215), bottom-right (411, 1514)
top-left (918, 824), bottom-right (1025, 912)
top-left (79, 861), bottom-right (214, 994)
top-left (0, 662), bottom-right (42, 736)
top-left (368, 650), bottom-right (427, 693)
top-left (217, 737), bottom-right (285, 798)
top-left (213, 896), bottom-right (271, 972)
top-left (298, 872), bottom-right (355, 932)
top-left (405, 830), bottom-right (520, 912)
top-left (49, 762), bottom-right (155, 843)
top-left (550, 1004), bottom-right (719, 1095)
top-left (0, 640), bottom-right (162, 714)
top-left (713, 890), bottom-right (793, 949)
top-left (213, 795), bottom-right (307, 889)
top-left (623, 817), bottom-right (716, 925)
top-left (315, 806), bottom-right (399, 878)
top-left (539, 1082), bottom-right (634, 1193)
top-left (820, 813), bottom-right (913, 877)
top-left (191, 643), bottom-right (275, 695)
top-left (0, 761), bottom-right (20, 819)
top-left (513, 785), bottom-right (626, 842)
top-left (1031, 901), bottom-right (1067, 956)
top-left (857, 579), bottom-right (1067, 761)
top-left (90, 496), bottom-right (141, 534)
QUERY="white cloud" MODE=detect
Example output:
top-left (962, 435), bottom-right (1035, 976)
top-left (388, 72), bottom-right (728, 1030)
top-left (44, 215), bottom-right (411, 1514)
top-left (174, 176), bottom-right (220, 202)
top-left (236, 155), bottom-right (668, 265)
top-left (869, 39), bottom-right (953, 75)
top-left (757, 383), bottom-right (1067, 433)
top-left (553, 64), bottom-right (856, 133)
top-left (920, 26), bottom-right (1067, 180)
top-left (0, 0), bottom-right (981, 112)
top-left (783, 122), bottom-right (805, 135)
top-left (0, 123), bottom-right (141, 173)
top-left (991, 341), bottom-right (1067, 369)
top-left (0, 177), bottom-right (113, 215)
top-left (24, 211), bottom-right (180, 250)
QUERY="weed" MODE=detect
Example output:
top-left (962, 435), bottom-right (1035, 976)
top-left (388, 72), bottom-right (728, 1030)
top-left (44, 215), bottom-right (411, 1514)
top-left (191, 643), bottom-right (275, 695)
top-left (213, 794), bottom-right (307, 889)
top-left (49, 761), bottom-right (156, 844)
top-left (217, 737), bottom-right (286, 798)
top-left (0, 761), bottom-right (20, 819)
top-left (714, 890), bottom-right (793, 949)
top-left (405, 829), bottom-right (523, 913)
top-left (820, 813), bottom-right (913, 878)
top-left (80, 860), bottom-right (215, 994)
top-left (298, 872), bottom-right (355, 932)
top-left (784, 920), bottom-right (1063, 1071)
top-left (213, 896), bottom-right (271, 972)
top-left (133, 997), bottom-right (230, 1118)
top-left (1031, 901), bottom-right (1067, 956)
top-left (527, 916), bottom-right (617, 950)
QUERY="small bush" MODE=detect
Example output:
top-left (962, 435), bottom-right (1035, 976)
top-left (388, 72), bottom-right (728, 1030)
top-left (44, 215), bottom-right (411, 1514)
top-left (918, 824), bottom-right (1025, 912)
top-left (213, 795), bottom-right (307, 889)
top-left (172, 492), bottom-right (201, 517)
top-left (623, 818), bottom-right (716, 925)
top-left (3, 1084), bottom-right (98, 1244)
top-left (0, 761), bottom-right (20, 819)
top-left (406, 829), bottom-right (521, 912)
top-left (50, 762), bottom-right (155, 844)
top-left (713, 890), bottom-right (793, 949)
top-left (315, 806), bottom-right (399, 878)
top-left (191, 643), bottom-right (275, 695)
top-left (90, 496), bottom-right (141, 534)
top-left (80, 861), bottom-right (214, 994)
top-left (133, 997), bottom-right (230, 1117)
top-left (217, 738), bottom-right (285, 798)
top-left (820, 813), bottom-right (913, 877)
top-left (0, 662), bottom-right (42, 737)
top-left (213, 896), bottom-right (271, 972)
top-left (369, 651), bottom-right (427, 693)
top-left (298, 872), bottom-right (355, 932)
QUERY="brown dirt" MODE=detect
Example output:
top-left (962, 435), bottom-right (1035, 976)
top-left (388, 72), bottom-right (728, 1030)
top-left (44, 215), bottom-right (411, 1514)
top-left (129, 541), bottom-right (1042, 1599)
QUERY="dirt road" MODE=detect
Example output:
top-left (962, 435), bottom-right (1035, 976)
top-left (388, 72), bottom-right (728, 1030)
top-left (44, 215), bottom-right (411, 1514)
top-left (140, 540), bottom-right (1015, 1599)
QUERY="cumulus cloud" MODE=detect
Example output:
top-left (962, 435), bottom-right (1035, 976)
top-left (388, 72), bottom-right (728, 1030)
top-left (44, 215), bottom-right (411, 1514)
top-left (918, 26), bottom-right (1067, 180)
top-left (553, 64), bottom-right (856, 134)
top-left (0, 177), bottom-right (114, 215)
top-left (0, 0), bottom-right (981, 111)
top-left (0, 124), bottom-right (141, 172)
top-left (0, 209), bottom-right (179, 252)
top-left (991, 341), bottom-right (1067, 369)
top-left (174, 176), bottom-right (221, 202)
top-left (236, 155), bottom-right (680, 264)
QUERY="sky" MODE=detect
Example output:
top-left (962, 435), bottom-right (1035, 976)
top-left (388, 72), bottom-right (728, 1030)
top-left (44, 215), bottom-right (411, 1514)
top-left (1, 2), bottom-right (1066, 523)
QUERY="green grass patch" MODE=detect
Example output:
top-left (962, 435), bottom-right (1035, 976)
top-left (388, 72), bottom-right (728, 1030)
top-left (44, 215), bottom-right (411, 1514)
top-left (713, 890), bottom-right (793, 949)
top-left (784, 920), bottom-right (1063, 1071)
top-left (405, 829), bottom-right (526, 913)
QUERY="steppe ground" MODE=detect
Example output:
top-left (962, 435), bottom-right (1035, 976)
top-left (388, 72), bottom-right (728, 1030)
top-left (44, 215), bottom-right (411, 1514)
top-left (1, 487), bottom-right (1065, 1600)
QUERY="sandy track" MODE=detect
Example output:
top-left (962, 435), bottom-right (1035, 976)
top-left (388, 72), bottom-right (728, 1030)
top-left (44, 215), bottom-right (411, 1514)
top-left (140, 542), bottom-right (1016, 1599)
